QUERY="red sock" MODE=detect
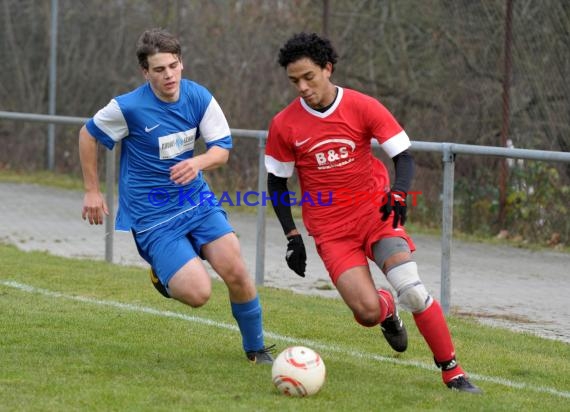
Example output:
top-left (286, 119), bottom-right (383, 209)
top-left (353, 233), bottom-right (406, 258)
top-left (377, 289), bottom-right (395, 320)
top-left (413, 300), bottom-right (465, 383)
top-left (354, 289), bottom-right (393, 327)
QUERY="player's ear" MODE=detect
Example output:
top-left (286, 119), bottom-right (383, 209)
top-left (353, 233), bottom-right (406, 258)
top-left (141, 67), bottom-right (150, 80)
top-left (324, 62), bottom-right (333, 77)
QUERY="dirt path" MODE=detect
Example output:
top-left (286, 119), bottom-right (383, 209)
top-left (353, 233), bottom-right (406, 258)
top-left (1, 182), bottom-right (568, 343)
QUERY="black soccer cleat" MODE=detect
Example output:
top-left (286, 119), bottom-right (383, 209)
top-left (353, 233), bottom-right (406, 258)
top-left (446, 376), bottom-right (483, 394)
top-left (246, 344), bottom-right (275, 365)
top-left (380, 307), bottom-right (408, 353)
top-left (149, 268), bottom-right (171, 298)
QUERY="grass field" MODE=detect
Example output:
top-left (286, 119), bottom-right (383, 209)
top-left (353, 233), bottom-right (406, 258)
top-left (1, 243), bottom-right (569, 411)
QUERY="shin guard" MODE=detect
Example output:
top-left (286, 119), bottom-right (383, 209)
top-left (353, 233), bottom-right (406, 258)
top-left (413, 299), bottom-right (460, 382)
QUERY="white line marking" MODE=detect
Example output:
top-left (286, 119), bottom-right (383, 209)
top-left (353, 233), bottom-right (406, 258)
top-left (2, 280), bottom-right (569, 399)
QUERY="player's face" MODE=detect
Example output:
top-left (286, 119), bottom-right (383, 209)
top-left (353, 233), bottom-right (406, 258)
top-left (286, 58), bottom-right (336, 110)
top-left (143, 53), bottom-right (184, 102)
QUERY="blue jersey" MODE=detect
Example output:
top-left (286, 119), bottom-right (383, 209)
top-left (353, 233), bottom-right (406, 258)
top-left (86, 79), bottom-right (232, 233)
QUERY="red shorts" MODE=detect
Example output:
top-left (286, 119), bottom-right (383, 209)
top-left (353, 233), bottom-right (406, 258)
top-left (312, 211), bottom-right (416, 284)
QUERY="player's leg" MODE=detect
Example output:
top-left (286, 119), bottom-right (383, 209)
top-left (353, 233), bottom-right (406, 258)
top-left (201, 232), bottom-right (256, 302)
top-left (373, 237), bottom-right (482, 393)
top-left (134, 228), bottom-right (212, 306)
top-left (198, 213), bottom-right (272, 364)
top-left (335, 267), bottom-right (407, 353)
top-left (167, 258), bottom-right (212, 307)
top-left (316, 236), bottom-right (407, 352)
top-left (335, 266), bottom-right (390, 325)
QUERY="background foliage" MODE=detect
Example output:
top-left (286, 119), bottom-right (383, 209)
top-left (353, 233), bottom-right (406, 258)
top-left (0, 0), bottom-right (568, 244)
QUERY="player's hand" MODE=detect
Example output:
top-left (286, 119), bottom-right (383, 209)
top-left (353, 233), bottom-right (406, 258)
top-left (82, 191), bottom-right (109, 225)
top-left (285, 234), bottom-right (306, 277)
top-left (380, 190), bottom-right (407, 229)
top-left (170, 158), bottom-right (200, 185)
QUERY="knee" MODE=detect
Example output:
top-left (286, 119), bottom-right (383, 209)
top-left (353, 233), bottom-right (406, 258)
top-left (221, 263), bottom-right (253, 291)
top-left (355, 311), bottom-right (381, 327)
top-left (399, 284), bottom-right (432, 313)
top-left (353, 299), bottom-right (382, 327)
top-left (169, 278), bottom-right (211, 308)
top-left (386, 261), bottom-right (432, 313)
top-left (176, 287), bottom-right (211, 308)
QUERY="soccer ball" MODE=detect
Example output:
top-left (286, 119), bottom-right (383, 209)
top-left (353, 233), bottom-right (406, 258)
top-left (271, 346), bottom-right (326, 397)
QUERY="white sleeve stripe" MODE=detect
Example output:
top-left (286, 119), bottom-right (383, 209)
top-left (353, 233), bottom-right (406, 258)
top-left (199, 98), bottom-right (231, 142)
top-left (92, 99), bottom-right (129, 142)
top-left (381, 130), bottom-right (411, 158)
top-left (264, 155), bottom-right (295, 178)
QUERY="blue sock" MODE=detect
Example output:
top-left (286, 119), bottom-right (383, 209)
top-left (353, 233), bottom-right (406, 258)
top-left (231, 295), bottom-right (265, 353)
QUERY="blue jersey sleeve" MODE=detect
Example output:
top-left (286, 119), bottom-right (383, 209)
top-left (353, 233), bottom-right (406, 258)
top-left (205, 135), bottom-right (232, 150)
top-left (86, 98), bottom-right (129, 150)
top-left (86, 119), bottom-right (116, 150)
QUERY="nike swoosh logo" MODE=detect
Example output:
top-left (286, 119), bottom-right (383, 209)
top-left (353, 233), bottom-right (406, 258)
top-left (145, 124), bottom-right (160, 133)
top-left (295, 138), bottom-right (311, 147)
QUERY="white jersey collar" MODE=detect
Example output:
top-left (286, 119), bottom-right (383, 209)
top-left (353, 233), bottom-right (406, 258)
top-left (300, 87), bottom-right (343, 118)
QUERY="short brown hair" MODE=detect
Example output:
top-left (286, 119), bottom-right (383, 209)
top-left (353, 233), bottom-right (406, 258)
top-left (136, 28), bottom-right (181, 70)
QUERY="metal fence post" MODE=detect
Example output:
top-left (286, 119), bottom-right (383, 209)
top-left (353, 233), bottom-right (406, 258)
top-left (47, 0), bottom-right (58, 170)
top-left (104, 149), bottom-right (115, 263)
top-left (255, 133), bottom-right (267, 285)
top-left (440, 143), bottom-right (455, 314)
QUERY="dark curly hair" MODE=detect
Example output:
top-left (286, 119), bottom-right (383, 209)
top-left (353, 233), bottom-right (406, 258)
top-left (278, 32), bottom-right (338, 70)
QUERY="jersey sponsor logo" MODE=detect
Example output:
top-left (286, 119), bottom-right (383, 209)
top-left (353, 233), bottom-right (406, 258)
top-left (295, 137), bottom-right (311, 147)
top-left (158, 128), bottom-right (196, 159)
top-left (307, 138), bottom-right (356, 170)
top-left (144, 124), bottom-right (160, 133)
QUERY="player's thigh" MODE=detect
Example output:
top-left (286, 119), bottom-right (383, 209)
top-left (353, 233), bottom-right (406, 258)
top-left (168, 257), bottom-right (212, 307)
top-left (202, 233), bottom-right (256, 298)
top-left (135, 227), bottom-right (200, 287)
top-left (202, 232), bottom-right (248, 279)
top-left (335, 266), bottom-right (379, 316)
top-left (314, 235), bottom-right (367, 284)
top-left (189, 207), bottom-right (234, 258)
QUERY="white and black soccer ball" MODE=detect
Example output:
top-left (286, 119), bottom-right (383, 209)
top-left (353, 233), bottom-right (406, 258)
top-left (271, 346), bottom-right (326, 397)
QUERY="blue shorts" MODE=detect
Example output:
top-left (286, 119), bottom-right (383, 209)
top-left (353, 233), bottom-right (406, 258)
top-left (133, 203), bottom-right (233, 288)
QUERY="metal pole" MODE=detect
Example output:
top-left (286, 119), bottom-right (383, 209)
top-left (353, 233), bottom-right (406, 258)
top-left (104, 150), bottom-right (115, 263)
top-left (47, 0), bottom-right (58, 170)
top-left (440, 144), bottom-right (455, 314)
top-left (255, 134), bottom-right (267, 285)
top-left (499, 0), bottom-right (513, 227)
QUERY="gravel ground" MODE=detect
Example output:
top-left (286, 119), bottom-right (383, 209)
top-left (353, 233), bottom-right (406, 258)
top-left (1, 182), bottom-right (568, 344)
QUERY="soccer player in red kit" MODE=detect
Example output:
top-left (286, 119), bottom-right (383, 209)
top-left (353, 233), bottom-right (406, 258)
top-left (265, 32), bottom-right (481, 393)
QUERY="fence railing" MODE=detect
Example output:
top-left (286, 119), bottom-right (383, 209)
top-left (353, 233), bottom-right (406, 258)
top-left (2, 110), bottom-right (570, 314)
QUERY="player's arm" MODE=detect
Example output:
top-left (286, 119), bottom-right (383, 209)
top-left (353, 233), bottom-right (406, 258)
top-left (267, 173), bottom-right (297, 236)
top-left (171, 93), bottom-right (233, 185)
top-left (170, 145), bottom-right (229, 185)
top-left (380, 149), bottom-right (415, 228)
top-left (267, 173), bottom-right (306, 277)
top-left (392, 149), bottom-right (415, 194)
top-left (368, 96), bottom-right (415, 228)
top-left (79, 125), bottom-right (109, 225)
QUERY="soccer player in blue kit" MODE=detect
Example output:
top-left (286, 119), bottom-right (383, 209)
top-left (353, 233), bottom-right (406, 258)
top-left (78, 28), bottom-right (273, 364)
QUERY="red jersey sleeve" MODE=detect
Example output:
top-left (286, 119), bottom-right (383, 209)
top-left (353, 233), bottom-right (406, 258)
top-left (365, 97), bottom-right (411, 158)
top-left (265, 115), bottom-right (296, 178)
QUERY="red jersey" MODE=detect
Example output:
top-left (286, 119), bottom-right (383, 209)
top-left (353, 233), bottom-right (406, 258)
top-left (265, 87), bottom-right (411, 237)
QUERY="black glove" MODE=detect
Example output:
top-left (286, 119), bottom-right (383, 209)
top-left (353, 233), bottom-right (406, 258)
top-left (380, 190), bottom-right (407, 229)
top-left (285, 234), bottom-right (306, 277)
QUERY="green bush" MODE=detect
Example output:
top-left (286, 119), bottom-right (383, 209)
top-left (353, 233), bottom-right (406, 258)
top-left (505, 162), bottom-right (570, 244)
